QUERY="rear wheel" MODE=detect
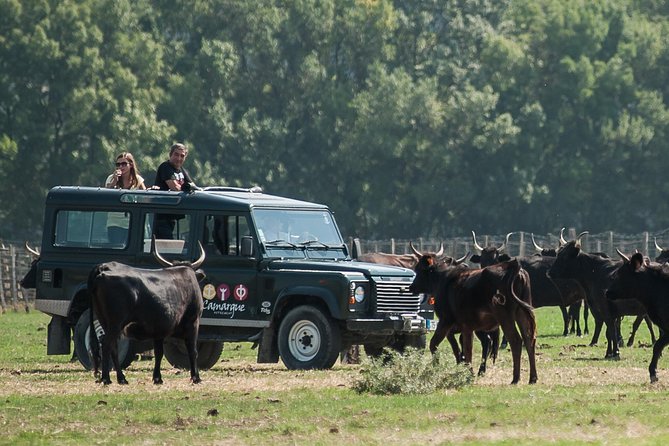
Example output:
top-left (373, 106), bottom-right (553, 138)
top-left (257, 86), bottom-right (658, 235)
top-left (164, 339), bottom-right (224, 370)
top-left (73, 309), bottom-right (133, 371)
top-left (278, 306), bottom-right (341, 370)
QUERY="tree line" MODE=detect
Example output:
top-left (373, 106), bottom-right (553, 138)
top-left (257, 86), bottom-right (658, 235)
top-left (2, 0), bottom-right (669, 242)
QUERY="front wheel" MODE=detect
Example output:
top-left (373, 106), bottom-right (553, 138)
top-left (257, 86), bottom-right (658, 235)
top-left (73, 309), bottom-right (133, 371)
top-left (278, 306), bottom-right (341, 370)
top-left (164, 339), bottom-right (224, 370)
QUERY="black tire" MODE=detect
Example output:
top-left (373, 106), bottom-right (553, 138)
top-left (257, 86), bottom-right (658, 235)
top-left (363, 344), bottom-right (386, 358)
top-left (278, 305), bottom-right (341, 370)
top-left (164, 339), bottom-right (224, 370)
top-left (73, 309), bottom-right (133, 371)
top-left (397, 333), bottom-right (427, 351)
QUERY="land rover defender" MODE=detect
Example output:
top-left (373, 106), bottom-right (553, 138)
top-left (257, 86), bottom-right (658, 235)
top-left (27, 186), bottom-right (431, 370)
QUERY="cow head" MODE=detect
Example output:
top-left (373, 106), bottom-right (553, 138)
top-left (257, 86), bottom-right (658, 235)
top-left (409, 240), bottom-right (444, 260)
top-left (607, 250), bottom-right (645, 303)
top-left (409, 254), bottom-right (439, 295)
top-left (19, 241), bottom-right (41, 289)
top-left (470, 231), bottom-right (512, 267)
top-left (548, 231), bottom-right (588, 281)
top-left (530, 233), bottom-right (557, 257)
top-left (654, 238), bottom-right (669, 264)
top-left (409, 241), bottom-right (468, 267)
top-left (151, 236), bottom-right (206, 281)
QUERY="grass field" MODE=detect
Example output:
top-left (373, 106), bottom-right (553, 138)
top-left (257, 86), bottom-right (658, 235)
top-left (1, 307), bottom-right (668, 445)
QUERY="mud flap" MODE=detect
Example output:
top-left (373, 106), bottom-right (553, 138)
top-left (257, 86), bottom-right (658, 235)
top-left (47, 316), bottom-right (71, 355)
top-left (256, 327), bottom-right (279, 363)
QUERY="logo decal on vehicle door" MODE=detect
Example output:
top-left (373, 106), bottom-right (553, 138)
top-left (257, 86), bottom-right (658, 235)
top-left (202, 284), bottom-right (216, 300)
top-left (233, 284), bottom-right (249, 301)
top-left (217, 284), bottom-right (231, 301)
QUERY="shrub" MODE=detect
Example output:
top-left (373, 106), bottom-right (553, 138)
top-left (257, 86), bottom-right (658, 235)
top-left (352, 348), bottom-right (474, 395)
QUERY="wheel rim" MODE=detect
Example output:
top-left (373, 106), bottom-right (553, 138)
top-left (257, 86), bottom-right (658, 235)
top-left (83, 324), bottom-right (129, 370)
top-left (287, 319), bottom-right (321, 362)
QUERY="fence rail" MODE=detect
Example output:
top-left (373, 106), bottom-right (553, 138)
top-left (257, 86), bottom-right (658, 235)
top-left (0, 242), bottom-right (34, 313)
top-left (349, 228), bottom-right (669, 261)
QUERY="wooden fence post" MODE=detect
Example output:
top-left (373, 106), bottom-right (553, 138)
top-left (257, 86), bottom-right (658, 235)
top-left (0, 243), bottom-right (7, 313)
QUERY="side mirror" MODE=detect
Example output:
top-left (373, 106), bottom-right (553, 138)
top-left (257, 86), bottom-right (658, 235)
top-left (241, 236), bottom-right (254, 257)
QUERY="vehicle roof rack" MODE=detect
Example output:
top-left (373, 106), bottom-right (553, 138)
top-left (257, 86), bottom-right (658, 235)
top-left (203, 186), bottom-right (263, 193)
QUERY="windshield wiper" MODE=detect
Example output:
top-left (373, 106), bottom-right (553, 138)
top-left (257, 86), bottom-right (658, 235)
top-left (265, 239), bottom-right (298, 248)
top-left (300, 240), bottom-right (332, 249)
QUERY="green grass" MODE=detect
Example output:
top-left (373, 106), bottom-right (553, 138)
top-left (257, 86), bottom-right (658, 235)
top-left (1, 308), bottom-right (669, 445)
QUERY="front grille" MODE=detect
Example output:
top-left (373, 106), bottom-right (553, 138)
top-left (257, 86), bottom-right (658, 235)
top-left (375, 280), bottom-right (421, 314)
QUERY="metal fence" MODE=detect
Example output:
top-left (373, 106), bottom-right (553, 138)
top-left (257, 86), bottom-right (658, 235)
top-left (349, 228), bottom-right (669, 261)
top-left (0, 242), bottom-right (35, 313)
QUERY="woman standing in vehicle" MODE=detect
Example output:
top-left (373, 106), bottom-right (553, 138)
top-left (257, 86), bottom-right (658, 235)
top-left (105, 152), bottom-right (146, 190)
top-left (105, 152), bottom-right (146, 245)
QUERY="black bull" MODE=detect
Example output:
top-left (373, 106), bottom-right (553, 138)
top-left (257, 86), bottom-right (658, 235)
top-left (470, 231), bottom-right (586, 336)
top-left (607, 251), bottom-right (669, 383)
top-left (548, 239), bottom-right (650, 359)
top-left (88, 240), bottom-right (206, 385)
top-left (409, 256), bottom-right (537, 385)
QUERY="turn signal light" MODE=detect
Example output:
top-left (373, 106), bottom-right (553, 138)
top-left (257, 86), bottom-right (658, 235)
top-left (428, 295), bottom-right (435, 306)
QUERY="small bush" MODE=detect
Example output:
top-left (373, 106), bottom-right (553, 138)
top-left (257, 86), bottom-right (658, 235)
top-left (352, 348), bottom-right (474, 395)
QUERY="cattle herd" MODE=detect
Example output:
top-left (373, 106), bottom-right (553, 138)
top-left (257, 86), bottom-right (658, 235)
top-left (354, 230), bottom-right (669, 385)
top-left (76, 229), bottom-right (669, 386)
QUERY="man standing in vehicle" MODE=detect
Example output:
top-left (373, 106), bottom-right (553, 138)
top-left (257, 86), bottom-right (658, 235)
top-left (153, 143), bottom-right (196, 238)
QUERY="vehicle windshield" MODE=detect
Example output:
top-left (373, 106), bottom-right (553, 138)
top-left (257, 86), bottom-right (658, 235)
top-left (253, 209), bottom-right (347, 259)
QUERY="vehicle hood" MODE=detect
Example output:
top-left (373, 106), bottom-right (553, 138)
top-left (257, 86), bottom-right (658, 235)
top-left (266, 259), bottom-right (414, 277)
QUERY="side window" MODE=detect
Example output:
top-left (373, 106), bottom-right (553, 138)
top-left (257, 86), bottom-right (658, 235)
top-left (54, 210), bottom-right (129, 249)
top-left (143, 212), bottom-right (191, 254)
top-left (203, 214), bottom-right (250, 256)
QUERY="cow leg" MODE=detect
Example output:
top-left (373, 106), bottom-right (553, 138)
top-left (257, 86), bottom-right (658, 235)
top-left (590, 318), bottom-right (603, 346)
top-left (446, 332), bottom-right (463, 363)
top-left (628, 315), bottom-right (643, 347)
top-left (98, 333), bottom-right (112, 385)
top-left (604, 319), bottom-right (620, 359)
top-left (560, 306), bottom-right (569, 336)
top-left (461, 330), bottom-right (474, 366)
top-left (649, 331), bottom-right (669, 383)
top-left (583, 302), bottom-right (590, 335)
top-left (110, 335), bottom-right (128, 385)
top-left (429, 320), bottom-right (453, 355)
top-left (153, 339), bottom-right (164, 385)
top-left (499, 320), bottom-right (523, 384)
top-left (476, 331), bottom-right (491, 376)
top-left (516, 311), bottom-right (538, 384)
top-left (184, 334), bottom-right (201, 384)
top-left (646, 316), bottom-right (657, 345)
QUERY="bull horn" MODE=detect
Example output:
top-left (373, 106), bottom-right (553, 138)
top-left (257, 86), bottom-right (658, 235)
top-left (409, 241), bottom-right (422, 257)
top-left (499, 232), bottom-right (513, 252)
top-left (191, 241), bottom-right (206, 269)
top-left (455, 252), bottom-right (469, 264)
top-left (576, 231), bottom-right (589, 245)
top-left (25, 241), bottom-right (40, 257)
top-left (559, 227), bottom-right (567, 245)
top-left (531, 233), bottom-right (543, 252)
top-left (471, 231), bottom-right (484, 252)
top-left (151, 236), bottom-right (174, 267)
top-left (655, 237), bottom-right (664, 251)
top-left (435, 242), bottom-right (444, 257)
top-left (616, 248), bottom-right (630, 263)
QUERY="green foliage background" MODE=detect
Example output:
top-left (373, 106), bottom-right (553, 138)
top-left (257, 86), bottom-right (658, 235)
top-left (3, 0), bottom-right (669, 240)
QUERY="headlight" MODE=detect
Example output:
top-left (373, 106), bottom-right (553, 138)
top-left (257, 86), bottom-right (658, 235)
top-left (354, 285), bottom-right (365, 303)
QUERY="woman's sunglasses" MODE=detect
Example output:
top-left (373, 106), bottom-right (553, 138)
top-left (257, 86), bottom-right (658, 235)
top-left (115, 161), bottom-right (129, 167)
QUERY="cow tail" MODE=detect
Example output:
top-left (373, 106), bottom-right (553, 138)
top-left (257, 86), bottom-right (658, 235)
top-left (510, 271), bottom-right (537, 337)
top-left (87, 265), bottom-right (103, 376)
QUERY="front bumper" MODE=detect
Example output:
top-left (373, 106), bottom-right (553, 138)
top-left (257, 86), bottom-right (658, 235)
top-left (346, 314), bottom-right (427, 335)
